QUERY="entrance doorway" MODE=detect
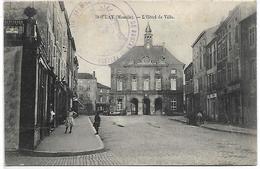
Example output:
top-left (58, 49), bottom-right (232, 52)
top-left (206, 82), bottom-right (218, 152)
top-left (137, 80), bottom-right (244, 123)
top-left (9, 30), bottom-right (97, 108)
top-left (154, 97), bottom-right (162, 114)
top-left (130, 98), bottom-right (138, 115)
top-left (143, 98), bottom-right (150, 115)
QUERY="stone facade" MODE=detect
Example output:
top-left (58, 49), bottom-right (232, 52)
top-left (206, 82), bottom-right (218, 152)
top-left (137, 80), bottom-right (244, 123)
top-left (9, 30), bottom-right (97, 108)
top-left (216, 2), bottom-right (256, 124)
top-left (4, 1), bottom-right (78, 150)
top-left (96, 83), bottom-right (111, 113)
top-left (192, 25), bottom-right (218, 116)
top-left (109, 23), bottom-right (184, 115)
top-left (184, 63), bottom-right (193, 116)
top-left (206, 36), bottom-right (218, 121)
top-left (4, 47), bottom-right (23, 150)
top-left (78, 72), bottom-right (97, 115)
top-left (240, 13), bottom-right (256, 128)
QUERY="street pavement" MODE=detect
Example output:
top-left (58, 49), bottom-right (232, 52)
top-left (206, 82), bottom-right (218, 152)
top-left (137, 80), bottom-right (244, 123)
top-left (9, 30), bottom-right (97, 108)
top-left (35, 115), bottom-right (103, 155)
top-left (99, 115), bottom-right (257, 165)
top-left (5, 115), bottom-right (257, 166)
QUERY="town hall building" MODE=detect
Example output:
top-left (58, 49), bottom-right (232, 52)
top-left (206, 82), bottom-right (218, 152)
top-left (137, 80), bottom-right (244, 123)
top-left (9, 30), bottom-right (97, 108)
top-left (109, 23), bottom-right (185, 115)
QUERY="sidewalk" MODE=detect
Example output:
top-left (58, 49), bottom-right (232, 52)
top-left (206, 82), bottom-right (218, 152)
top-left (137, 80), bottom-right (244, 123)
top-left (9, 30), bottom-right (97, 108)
top-left (169, 116), bottom-right (257, 136)
top-left (20, 115), bottom-right (104, 156)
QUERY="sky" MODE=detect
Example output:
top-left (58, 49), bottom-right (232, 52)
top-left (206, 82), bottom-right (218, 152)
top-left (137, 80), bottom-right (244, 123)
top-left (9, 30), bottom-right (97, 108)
top-left (64, 0), bottom-right (246, 87)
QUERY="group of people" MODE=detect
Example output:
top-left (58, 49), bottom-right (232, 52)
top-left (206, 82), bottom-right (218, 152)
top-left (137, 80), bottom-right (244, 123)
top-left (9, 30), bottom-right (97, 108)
top-left (49, 106), bottom-right (101, 135)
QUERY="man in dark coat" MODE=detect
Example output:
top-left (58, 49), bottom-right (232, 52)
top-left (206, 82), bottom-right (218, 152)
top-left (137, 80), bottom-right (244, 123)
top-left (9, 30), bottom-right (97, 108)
top-left (93, 112), bottom-right (101, 135)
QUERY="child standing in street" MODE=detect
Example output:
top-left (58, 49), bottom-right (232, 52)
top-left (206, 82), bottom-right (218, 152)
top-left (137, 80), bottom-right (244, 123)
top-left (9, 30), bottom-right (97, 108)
top-left (65, 108), bottom-right (76, 134)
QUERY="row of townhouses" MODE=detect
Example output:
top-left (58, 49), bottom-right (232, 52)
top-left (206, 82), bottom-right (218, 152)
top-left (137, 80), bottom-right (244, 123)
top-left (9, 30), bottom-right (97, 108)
top-left (4, 2), bottom-right (79, 150)
top-left (185, 2), bottom-right (256, 128)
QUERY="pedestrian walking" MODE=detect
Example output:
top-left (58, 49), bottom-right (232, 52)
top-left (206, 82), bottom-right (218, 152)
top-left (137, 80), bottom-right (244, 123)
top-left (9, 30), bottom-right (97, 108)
top-left (196, 111), bottom-right (203, 126)
top-left (65, 108), bottom-right (76, 134)
top-left (93, 112), bottom-right (101, 135)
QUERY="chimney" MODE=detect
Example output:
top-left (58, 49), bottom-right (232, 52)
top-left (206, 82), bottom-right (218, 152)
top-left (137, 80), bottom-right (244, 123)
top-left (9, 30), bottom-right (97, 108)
top-left (93, 71), bottom-right (95, 78)
top-left (162, 42), bottom-right (166, 53)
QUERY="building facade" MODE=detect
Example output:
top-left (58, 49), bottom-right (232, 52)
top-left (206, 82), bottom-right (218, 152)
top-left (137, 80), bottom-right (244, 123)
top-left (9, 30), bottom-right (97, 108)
top-left (240, 13), bottom-right (256, 128)
top-left (216, 2), bottom-right (256, 124)
top-left (109, 23), bottom-right (185, 115)
top-left (206, 36), bottom-right (218, 121)
top-left (184, 63), bottom-right (194, 116)
top-left (96, 83), bottom-right (111, 113)
top-left (4, 1), bottom-right (78, 150)
top-left (192, 26), bottom-right (218, 117)
top-left (78, 72), bottom-right (97, 115)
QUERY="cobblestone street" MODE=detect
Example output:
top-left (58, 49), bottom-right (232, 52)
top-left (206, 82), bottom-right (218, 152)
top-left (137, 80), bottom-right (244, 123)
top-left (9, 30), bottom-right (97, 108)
top-left (5, 151), bottom-right (120, 166)
top-left (5, 115), bottom-right (257, 166)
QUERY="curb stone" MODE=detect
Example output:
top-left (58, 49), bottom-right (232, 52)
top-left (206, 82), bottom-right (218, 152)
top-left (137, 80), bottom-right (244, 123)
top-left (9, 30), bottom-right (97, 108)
top-left (87, 117), bottom-right (105, 147)
top-left (169, 118), bottom-right (256, 136)
top-left (200, 125), bottom-right (256, 136)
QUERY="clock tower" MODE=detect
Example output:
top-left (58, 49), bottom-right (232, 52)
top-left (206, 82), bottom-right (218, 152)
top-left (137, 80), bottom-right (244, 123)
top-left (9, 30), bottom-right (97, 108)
top-left (144, 22), bottom-right (153, 49)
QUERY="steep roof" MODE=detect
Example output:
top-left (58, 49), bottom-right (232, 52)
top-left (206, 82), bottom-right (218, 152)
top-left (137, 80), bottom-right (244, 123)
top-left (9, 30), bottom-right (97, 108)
top-left (97, 82), bottom-right (111, 89)
top-left (109, 45), bottom-right (184, 67)
top-left (78, 73), bottom-right (95, 79)
top-left (205, 25), bottom-right (219, 45)
top-left (192, 25), bottom-right (218, 47)
top-left (184, 62), bottom-right (193, 72)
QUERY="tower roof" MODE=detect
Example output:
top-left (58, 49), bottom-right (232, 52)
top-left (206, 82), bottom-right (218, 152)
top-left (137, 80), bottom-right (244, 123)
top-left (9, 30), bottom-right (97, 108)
top-left (145, 22), bottom-right (152, 33)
